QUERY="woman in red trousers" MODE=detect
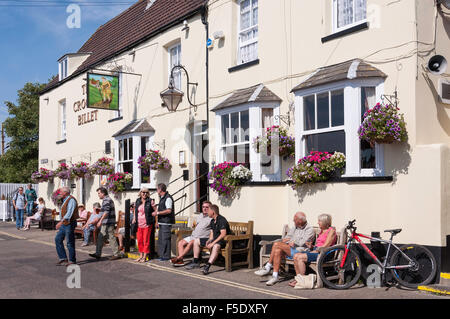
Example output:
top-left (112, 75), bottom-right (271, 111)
top-left (133, 187), bottom-right (156, 263)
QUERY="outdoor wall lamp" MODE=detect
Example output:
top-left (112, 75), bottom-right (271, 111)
top-left (160, 65), bottom-right (198, 112)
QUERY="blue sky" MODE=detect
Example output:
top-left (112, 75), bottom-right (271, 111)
top-left (0, 0), bottom-right (133, 135)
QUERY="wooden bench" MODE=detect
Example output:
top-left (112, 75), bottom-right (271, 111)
top-left (176, 220), bottom-right (254, 272)
top-left (39, 209), bottom-right (56, 231)
top-left (114, 211), bottom-right (125, 238)
top-left (258, 225), bottom-right (347, 288)
top-left (74, 211), bottom-right (99, 244)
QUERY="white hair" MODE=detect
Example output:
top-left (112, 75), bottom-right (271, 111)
top-left (318, 213), bottom-right (332, 228)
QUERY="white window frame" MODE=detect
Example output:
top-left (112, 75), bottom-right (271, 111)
top-left (215, 102), bottom-right (281, 182)
top-left (332, 0), bottom-right (367, 33)
top-left (114, 133), bottom-right (155, 189)
top-left (237, 0), bottom-right (258, 65)
top-left (59, 99), bottom-right (67, 141)
top-left (294, 78), bottom-right (385, 177)
top-left (168, 43), bottom-right (182, 90)
top-left (59, 58), bottom-right (68, 81)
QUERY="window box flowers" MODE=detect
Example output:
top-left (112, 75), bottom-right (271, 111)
top-left (106, 172), bottom-right (133, 197)
top-left (287, 151), bottom-right (346, 186)
top-left (358, 103), bottom-right (407, 145)
top-left (70, 161), bottom-right (91, 179)
top-left (138, 149), bottom-right (172, 172)
top-left (54, 163), bottom-right (72, 180)
top-left (252, 125), bottom-right (295, 158)
top-left (208, 162), bottom-right (252, 198)
top-left (31, 168), bottom-right (54, 183)
top-left (90, 157), bottom-right (115, 176)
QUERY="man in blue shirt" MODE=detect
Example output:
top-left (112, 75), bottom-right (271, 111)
top-left (55, 187), bottom-right (79, 266)
top-left (13, 187), bottom-right (26, 230)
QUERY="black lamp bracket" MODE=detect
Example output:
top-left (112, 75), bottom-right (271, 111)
top-left (170, 65), bottom-right (199, 112)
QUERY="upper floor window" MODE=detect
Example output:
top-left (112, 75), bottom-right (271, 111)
top-left (169, 43), bottom-right (181, 90)
top-left (238, 0), bottom-right (258, 64)
top-left (333, 0), bottom-right (366, 32)
top-left (59, 58), bottom-right (68, 81)
top-left (59, 99), bottom-right (67, 141)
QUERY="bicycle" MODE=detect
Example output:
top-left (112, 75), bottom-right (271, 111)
top-left (317, 220), bottom-right (437, 290)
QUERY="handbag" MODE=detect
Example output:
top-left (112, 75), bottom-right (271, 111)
top-left (294, 274), bottom-right (317, 289)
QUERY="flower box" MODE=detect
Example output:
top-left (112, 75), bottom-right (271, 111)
top-left (252, 125), bottom-right (295, 158)
top-left (208, 162), bottom-right (252, 198)
top-left (138, 149), bottom-right (172, 172)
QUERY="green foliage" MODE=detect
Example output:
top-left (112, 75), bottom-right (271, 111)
top-left (0, 82), bottom-right (46, 183)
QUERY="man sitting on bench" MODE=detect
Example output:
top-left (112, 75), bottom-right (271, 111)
top-left (186, 204), bottom-right (230, 275)
top-left (255, 211), bottom-right (315, 286)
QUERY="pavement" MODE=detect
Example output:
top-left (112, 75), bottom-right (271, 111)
top-left (0, 221), bottom-right (448, 300)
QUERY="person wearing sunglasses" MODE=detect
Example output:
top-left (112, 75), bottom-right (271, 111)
top-left (134, 187), bottom-right (156, 262)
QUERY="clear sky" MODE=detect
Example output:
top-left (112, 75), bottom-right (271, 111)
top-left (0, 0), bottom-right (134, 141)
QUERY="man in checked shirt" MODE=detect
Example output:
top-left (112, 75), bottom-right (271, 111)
top-left (254, 212), bottom-right (315, 286)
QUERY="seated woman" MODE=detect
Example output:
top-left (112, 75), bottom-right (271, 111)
top-left (289, 213), bottom-right (336, 287)
top-left (22, 198), bottom-right (45, 231)
top-left (76, 204), bottom-right (89, 227)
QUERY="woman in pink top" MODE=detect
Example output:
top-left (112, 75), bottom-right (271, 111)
top-left (134, 188), bottom-right (156, 263)
top-left (290, 213), bottom-right (336, 287)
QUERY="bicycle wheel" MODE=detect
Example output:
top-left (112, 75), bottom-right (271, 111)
top-left (390, 244), bottom-right (437, 289)
top-left (317, 245), bottom-right (362, 290)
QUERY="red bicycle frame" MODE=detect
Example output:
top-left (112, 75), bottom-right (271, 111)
top-left (340, 232), bottom-right (381, 268)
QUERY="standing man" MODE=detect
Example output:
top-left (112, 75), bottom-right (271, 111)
top-left (55, 187), bottom-right (79, 266)
top-left (152, 183), bottom-right (175, 261)
top-left (12, 187), bottom-right (26, 230)
top-left (89, 187), bottom-right (121, 260)
top-left (186, 204), bottom-right (231, 275)
top-left (25, 184), bottom-right (37, 217)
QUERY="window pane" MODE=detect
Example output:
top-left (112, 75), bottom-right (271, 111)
top-left (355, 0), bottom-right (366, 22)
top-left (317, 92), bottom-right (330, 129)
top-left (119, 140), bottom-right (124, 161)
top-left (240, 110), bottom-right (249, 142)
top-left (331, 89), bottom-right (344, 126)
top-left (123, 139), bottom-right (128, 160)
top-left (337, 0), bottom-right (354, 28)
top-left (120, 162), bottom-right (133, 177)
top-left (141, 136), bottom-right (149, 157)
top-left (230, 112), bottom-right (239, 143)
top-left (304, 95), bottom-right (315, 131)
top-left (305, 130), bottom-right (346, 154)
top-left (361, 87), bottom-right (376, 120)
top-left (224, 145), bottom-right (249, 166)
top-left (360, 140), bottom-right (375, 169)
top-left (129, 138), bottom-right (133, 160)
top-left (221, 114), bottom-right (229, 145)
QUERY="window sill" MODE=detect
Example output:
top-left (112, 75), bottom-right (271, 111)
top-left (108, 116), bottom-right (123, 123)
top-left (228, 59), bottom-right (260, 73)
top-left (321, 22), bottom-right (369, 43)
top-left (240, 176), bottom-right (393, 187)
top-left (56, 139), bottom-right (67, 145)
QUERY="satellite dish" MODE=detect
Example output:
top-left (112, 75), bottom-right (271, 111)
top-left (427, 55), bottom-right (447, 75)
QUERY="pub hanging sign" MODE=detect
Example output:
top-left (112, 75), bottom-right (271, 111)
top-left (86, 73), bottom-right (120, 110)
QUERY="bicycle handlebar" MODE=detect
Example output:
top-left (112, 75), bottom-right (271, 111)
top-left (346, 219), bottom-right (357, 231)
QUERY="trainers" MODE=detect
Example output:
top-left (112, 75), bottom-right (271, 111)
top-left (56, 259), bottom-right (68, 266)
top-left (109, 255), bottom-right (121, 261)
top-left (185, 262), bottom-right (200, 270)
top-left (202, 264), bottom-right (211, 275)
top-left (254, 268), bottom-right (271, 276)
top-left (81, 243), bottom-right (88, 247)
top-left (266, 277), bottom-right (280, 286)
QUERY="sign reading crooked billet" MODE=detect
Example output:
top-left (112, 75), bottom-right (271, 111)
top-left (86, 73), bottom-right (119, 111)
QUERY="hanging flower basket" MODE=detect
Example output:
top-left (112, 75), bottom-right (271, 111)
top-left (358, 103), bottom-right (408, 145)
top-left (51, 189), bottom-right (64, 207)
top-left (90, 157), bottom-right (115, 176)
top-left (54, 163), bottom-right (72, 180)
top-left (252, 125), bottom-right (295, 158)
top-left (138, 150), bottom-right (172, 172)
top-left (286, 151), bottom-right (346, 187)
top-left (208, 162), bottom-right (252, 198)
top-left (71, 161), bottom-right (91, 179)
top-left (106, 172), bottom-right (133, 197)
top-left (31, 168), bottom-right (55, 183)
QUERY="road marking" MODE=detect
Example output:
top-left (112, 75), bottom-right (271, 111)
top-left (0, 229), bottom-right (305, 299)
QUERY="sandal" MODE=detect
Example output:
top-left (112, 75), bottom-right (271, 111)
top-left (135, 257), bottom-right (143, 262)
top-left (288, 280), bottom-right (297, 288)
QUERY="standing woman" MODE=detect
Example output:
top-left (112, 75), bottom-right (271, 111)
top-left (134, 187), bottom-right (156, 262)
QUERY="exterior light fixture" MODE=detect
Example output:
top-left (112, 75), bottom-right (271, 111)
top-left (160, 64), bottom-right (198, 112)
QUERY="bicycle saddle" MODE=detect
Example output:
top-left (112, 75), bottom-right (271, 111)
top-left (384, 228), bottom-right (402, 235)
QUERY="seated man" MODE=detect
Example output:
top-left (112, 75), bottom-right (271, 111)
top-left (186, 204), bottom-right (230, 275)
top-left (171, 200), bottom-right (212, 266)
top-left (80, 203), bottom-right (102, 247)
top-left (255, 211), bottom-right (315, 286)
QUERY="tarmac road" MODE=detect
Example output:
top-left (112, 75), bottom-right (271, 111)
top-left (0, 222), bottom-right (446, 301)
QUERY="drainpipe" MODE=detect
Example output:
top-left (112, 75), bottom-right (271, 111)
top-left (201, 5), bottom-right (210, 199)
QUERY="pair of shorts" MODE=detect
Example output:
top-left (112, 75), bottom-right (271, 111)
top-left (286, 247), bottom-right (298, 260)
top-left (200, 239), bottom-right (226, 249)
top-left (184, 236), bottom-right (209, 247)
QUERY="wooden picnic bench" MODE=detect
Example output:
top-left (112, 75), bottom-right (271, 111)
top-left (176, 220), bottom-right (254, 272)
top-left (258, 225), bottom-right (347, 288)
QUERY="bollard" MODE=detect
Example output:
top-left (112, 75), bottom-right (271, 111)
top-left (124, 199), bottom-right (130, 253)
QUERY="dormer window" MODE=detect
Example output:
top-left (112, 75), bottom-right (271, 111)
top-left (59, 58), bottom-right (68, 80)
